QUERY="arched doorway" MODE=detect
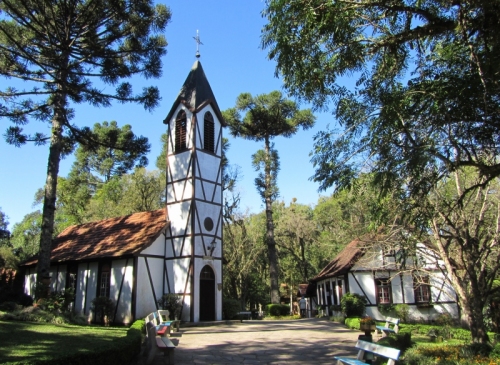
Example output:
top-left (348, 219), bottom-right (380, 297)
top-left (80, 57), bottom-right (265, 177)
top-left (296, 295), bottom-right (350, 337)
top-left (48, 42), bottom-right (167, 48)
top-left (199, 265), bottom-right (215, 321)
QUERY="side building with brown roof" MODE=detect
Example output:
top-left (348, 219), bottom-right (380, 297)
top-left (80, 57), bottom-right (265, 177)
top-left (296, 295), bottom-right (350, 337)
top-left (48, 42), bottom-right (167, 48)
top-left (21, 59), bottom-right (225, 324)
top-left (310, 235), bottom-right (459, 322)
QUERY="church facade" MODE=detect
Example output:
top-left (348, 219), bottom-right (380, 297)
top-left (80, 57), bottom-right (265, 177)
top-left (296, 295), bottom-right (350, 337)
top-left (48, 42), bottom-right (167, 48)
top-left (22, 60), bottom-right (224, 324)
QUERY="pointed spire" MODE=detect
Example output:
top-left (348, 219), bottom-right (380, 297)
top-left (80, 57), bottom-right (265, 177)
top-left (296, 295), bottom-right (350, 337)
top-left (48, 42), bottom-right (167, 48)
top-left (163, 60), bottom-right (225, 125)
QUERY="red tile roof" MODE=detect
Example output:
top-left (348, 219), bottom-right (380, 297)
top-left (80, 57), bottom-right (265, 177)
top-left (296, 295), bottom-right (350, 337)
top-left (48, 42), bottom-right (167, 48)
top-left (22, 209), bottom-right (168, 266)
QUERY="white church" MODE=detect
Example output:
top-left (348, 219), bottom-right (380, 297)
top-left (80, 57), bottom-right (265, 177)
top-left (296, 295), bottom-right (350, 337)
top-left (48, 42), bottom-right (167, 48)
top-left (22, 58), bottom-right (225, 324)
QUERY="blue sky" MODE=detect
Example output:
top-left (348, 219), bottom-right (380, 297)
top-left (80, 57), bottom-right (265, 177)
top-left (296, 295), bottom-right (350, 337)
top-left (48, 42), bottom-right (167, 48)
top-left (0, 1), bottom-right (338, 228)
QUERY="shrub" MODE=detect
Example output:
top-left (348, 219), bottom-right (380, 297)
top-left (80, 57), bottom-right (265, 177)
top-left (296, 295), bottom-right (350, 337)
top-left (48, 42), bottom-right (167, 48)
top-left (394, 304), bottom-right (410, 323)
top-left (460, 343), bottom-right (493, 358)
top-left (449, 327), bottom-right (471, 341)
top-left (266, 304), bottom-right (281, 317)
top-left (330, 304), bottom-right (342, 313)
top-left (378, 303), bottom-right (394, 314)
top-left (266, 304), bottom-right (289, 316)
top-left (340, 293), bottom-right (367, 317)
top-left (156, 293), bottom-right (182, 319)
top-left (90, 296), bottom-right (115, 325)
top-left (375, 333), bottom-right (412, 364)
top-left (344, 317), bottom-right (361, 330)
top-left (222, 298), bottom-right (241, 319)
top-left (491, 342), bottom-right (500, 359)
top-left (279, 304), bottom-right (290, 316)
top-left (36, 288), bottom-right (75, 314)
top-left (330, 314), bottom-right (345, 323)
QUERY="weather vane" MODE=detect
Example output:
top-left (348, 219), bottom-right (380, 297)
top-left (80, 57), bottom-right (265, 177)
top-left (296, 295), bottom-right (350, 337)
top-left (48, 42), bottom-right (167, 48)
top-left (193, 30), bottom-right (203, 58)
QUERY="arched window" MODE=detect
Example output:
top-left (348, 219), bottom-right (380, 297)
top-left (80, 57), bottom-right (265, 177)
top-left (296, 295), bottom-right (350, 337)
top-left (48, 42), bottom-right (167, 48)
top-left (175, 110), bottom-right (187, 152)
top-left (203, 111), bottom-right (215, 153)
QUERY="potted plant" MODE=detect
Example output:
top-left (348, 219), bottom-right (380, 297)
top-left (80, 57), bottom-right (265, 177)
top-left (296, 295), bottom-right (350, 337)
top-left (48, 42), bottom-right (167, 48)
top-left (359, 316), bottom-right (376, 335)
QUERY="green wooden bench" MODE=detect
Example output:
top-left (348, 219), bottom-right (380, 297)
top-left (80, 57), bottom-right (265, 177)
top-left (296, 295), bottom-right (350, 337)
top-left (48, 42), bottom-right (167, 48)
top-left (334, 340), bottom-right (400, 365)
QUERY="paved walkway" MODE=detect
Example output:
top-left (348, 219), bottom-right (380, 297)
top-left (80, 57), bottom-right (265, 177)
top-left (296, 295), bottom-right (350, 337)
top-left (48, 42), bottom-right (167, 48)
top-left (138, 318), bottom-right (362, 365)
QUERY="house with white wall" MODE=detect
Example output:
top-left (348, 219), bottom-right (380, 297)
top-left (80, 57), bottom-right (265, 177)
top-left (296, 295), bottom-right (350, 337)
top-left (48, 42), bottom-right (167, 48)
top-left (311, 235), bottom-right (460, 321)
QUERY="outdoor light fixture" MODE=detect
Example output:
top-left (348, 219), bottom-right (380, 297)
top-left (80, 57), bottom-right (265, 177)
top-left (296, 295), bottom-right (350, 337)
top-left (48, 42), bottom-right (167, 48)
top-left (207, 239), bottom-right (217, 256)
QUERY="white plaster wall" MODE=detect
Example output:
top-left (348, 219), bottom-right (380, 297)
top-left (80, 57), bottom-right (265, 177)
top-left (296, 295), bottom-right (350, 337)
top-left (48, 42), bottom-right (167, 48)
top-left (111, 259), bottom-right (134, 324)
top-left (135, 256), bottom-right (163, 320)
top-left (140, 234), bottom-right (165, 256)
top-left (195, 201), bottom-right (222, 235)
top-left (54, 265), bottom-right (67, 292)
top-left (174, 258), bottom-right (191, 293)
top-left (75, 264), bottom-right (88, 314)
top-left (167, 236), bottom-right (191, 257)
top-left (195, 179), bottom-right (219, 202)
top-left (48, 267), bottom-right (58, 292)
top-left (402, 274), bottom-right (415, 303)
top-left (167, 179), bottom-right (193, 202)
top-left (168, 152), bottom-right (193, 182)
top-left (24, 267), bottom-right (36, 297)
top-left (167, 202), bottom-right (192, 237)
top-left (75, 262), bottom-right (98, 319)
top-left (194, 236), bottom-right (221, 257)
top-left (391, 275), bottom-right (403, 303)
top-left (181, 295), bottom-right (192, 322)
top-left (351, 272), bottom-right (377, 304)
top-left (196, 153), bottom-right (220, 184)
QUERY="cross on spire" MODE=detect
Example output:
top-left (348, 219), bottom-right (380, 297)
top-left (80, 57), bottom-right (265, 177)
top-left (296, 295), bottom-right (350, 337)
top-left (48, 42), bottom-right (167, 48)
top-left (193, 30), bottom-right (203, 58)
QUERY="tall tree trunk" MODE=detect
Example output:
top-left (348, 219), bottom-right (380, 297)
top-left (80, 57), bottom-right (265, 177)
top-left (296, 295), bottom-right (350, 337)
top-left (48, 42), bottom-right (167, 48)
top-left (264, 136), bottom-right (280, 304)
top-left (36, 98), bottom-right (65, 298)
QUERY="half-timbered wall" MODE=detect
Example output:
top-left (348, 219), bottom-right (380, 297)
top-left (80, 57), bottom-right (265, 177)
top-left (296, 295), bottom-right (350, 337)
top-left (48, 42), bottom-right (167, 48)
top-left (165, 102), bottom-right (223, 322)
top-left (316, 269), bottom-right (459, 321)
top-left (24, 257), bottom-right (135, 324)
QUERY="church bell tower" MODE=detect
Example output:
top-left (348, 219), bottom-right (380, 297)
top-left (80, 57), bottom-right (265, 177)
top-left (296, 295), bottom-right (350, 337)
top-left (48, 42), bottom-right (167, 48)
top-left (162, 56), bottom-right (224, 322)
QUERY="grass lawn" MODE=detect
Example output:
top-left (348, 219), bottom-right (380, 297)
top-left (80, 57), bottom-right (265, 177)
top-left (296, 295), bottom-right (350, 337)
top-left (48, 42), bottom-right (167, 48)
top-left (0, 320), bottom-right (130, 364)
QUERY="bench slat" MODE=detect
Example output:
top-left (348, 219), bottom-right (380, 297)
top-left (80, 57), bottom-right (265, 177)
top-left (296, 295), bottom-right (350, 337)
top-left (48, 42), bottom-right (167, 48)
top-left (156, 336), bottom-right (176, 349)
top-left (334, 357), bottom-right (368, 365)
top-left (355, 340), bottom-right (400, 360)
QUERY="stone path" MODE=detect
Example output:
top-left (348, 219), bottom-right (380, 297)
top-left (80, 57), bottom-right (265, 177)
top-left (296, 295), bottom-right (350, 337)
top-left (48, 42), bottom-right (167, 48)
top-left (137, 317), bottom-right (362, 365)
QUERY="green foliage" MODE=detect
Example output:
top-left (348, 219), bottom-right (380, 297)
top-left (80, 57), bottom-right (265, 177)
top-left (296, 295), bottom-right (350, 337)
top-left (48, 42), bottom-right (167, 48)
top-left (266, 303), bottom-right (289, 317)
top-left (90, 296), bottom-right (115, 325)
top-left (344, 317), bottom-right (360, 330)
top-left (36, 289), bottom-right (75, 314)
top-left (330, 314), bottom-right (345, 324)
top-left (377, 303), bottom-right (394, 314)
top-left (403, 344), bottom-right (496, 365)
top-left (222, 298), bottom-right (241, 320)
top-left (0, 208), bottom-right (10, 248)
top-left (461, 343), bottom-right (493, 358)
top-left (9, 211), bottom-right (42, 262)
top-left (340, 293), bottom-right (367, 317)
top-left (223, 90), bottom-right (316, 305)
top-left (0, 305), bottom-right (84, 324)
top-left (0, 318), bottom-right (142, 364)
top-left (377, 333), bottom-right (413, 355)
top-left (0, 247), bottom-right (18, 269)
top-left (156, 293), bottom-right (182, 320)
top-left (263, 0), bottom-right (500, 345)
top-left (394, 304), bottom-right (410, 323)
top-left (0, 0), bottom-right (171, 295)
top-left (74, 121), bottom-right (150, 182)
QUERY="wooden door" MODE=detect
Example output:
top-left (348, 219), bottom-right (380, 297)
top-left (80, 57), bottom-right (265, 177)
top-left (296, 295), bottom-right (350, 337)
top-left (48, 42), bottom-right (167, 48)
top-left (199, 265), bottom-right (215, 321)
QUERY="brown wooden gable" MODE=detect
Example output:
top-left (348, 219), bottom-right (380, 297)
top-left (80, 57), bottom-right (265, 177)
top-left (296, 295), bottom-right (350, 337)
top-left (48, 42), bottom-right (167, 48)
top-left (22, 209), bottom-right (168, 266)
